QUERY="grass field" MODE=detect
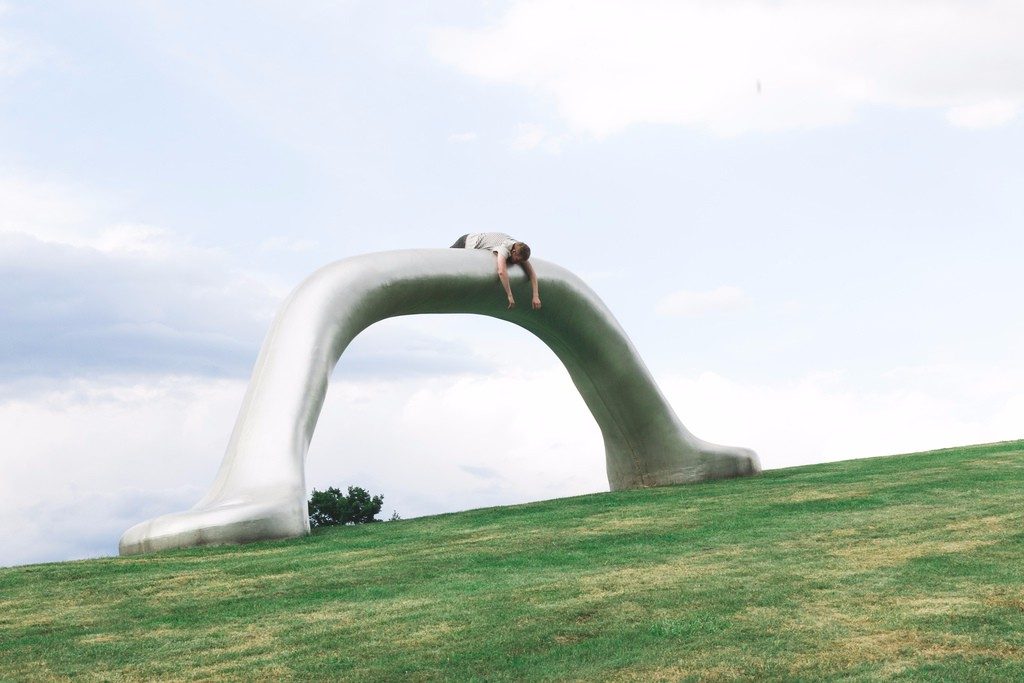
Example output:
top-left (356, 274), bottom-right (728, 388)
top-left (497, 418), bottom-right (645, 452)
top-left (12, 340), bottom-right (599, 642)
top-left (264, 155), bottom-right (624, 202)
top-left (3, 440), bottom-right (1024, 681)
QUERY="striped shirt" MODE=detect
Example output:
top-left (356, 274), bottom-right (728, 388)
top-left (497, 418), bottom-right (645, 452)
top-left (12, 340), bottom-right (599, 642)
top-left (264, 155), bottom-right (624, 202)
top-left (465, 232), bottom-right (517, 259)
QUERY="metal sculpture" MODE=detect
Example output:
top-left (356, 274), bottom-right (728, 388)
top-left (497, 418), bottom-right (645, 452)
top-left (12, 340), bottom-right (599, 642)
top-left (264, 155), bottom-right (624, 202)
top-left (120, 249), bottom-right (759, 555)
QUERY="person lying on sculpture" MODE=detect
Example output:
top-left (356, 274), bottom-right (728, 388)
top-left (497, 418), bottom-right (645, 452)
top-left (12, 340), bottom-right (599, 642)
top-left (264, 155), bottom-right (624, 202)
top-left (450, 232), bottom-right (542, 310)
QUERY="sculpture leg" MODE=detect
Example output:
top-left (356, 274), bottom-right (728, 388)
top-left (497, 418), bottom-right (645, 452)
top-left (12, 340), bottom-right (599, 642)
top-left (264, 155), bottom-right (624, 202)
top-left (120, 270), bottom-right (361, 555)
top-left (511, 309), bottom-right (759, 489)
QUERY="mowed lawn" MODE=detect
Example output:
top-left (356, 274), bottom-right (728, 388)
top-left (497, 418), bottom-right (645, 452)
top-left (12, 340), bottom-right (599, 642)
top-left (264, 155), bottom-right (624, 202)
top-left (3, 441), bottom-right (1024, 681)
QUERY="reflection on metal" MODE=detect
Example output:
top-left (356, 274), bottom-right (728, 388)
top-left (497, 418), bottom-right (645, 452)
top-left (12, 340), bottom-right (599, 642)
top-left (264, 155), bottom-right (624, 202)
top-left (119, 249), bottom-right (759, 555)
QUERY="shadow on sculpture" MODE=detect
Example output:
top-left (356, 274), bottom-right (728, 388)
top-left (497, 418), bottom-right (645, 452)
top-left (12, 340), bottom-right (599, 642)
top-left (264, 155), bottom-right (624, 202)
top-left (120, 249), bottom-right (760, 555)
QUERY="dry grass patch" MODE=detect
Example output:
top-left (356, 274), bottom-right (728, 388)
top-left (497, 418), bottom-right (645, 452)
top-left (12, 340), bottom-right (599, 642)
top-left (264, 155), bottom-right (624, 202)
top-left (799, 628), bottom-right (926, 676)
top-left (780, 487), bottom-right (871, 504)
top-left (832, 537), bottom-right (995, 570)
top-left (575, 509), bottom-right (699, 535)
top-left (364, 595), bottom-right (437, 620)
top-left (391, 621), bottom-right (457, 648)
top-left (434, 531), bottom-right (505, 547)
top-left (895, 593), bottom-right (981, 617)
top-left (292, 602), bottom-right (360, 627)
top-left (190, 652), bottom-right (290, 681)
top-left (77, 632), bottom-right (122, 645)
top-left (606, 662), bottom-right (744, 682)
top-left (944, 513), bottom-right (1017, 534)
top-left (578, 549), bottom-right (744, 598)
top-left (204, 624), bottom-right (279, 656)
top-left (982, 589), bottom-right (1024, 612)
top-left (141, 622), bottom-right (286, 679)
top-left (966, 455), bottom-right (1024, 469)
top-left (761, 593), bottom-right (1024, 678)
top-left (0, 596), bottom-right (110, 630)
top-left (131, 569), bottom-right (300, 604)
top-left (284, 595), bottom-right (440, 639)
top-left (121, 545), bottom-right (296, 568)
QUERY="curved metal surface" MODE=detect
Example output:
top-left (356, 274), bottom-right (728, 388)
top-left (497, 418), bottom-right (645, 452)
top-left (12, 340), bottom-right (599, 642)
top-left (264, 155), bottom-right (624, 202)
top-left (120, 249), bottom-right (759, 555)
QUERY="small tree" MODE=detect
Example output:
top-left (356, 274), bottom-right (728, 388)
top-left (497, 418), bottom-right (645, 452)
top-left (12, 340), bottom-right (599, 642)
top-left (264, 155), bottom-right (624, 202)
top-left (308, 485), bottom-right (384, 528)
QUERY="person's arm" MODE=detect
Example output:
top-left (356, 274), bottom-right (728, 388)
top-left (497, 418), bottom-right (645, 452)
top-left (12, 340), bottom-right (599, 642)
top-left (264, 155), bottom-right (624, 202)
top-left (495, 253), bottom-right (515, 308)
top-left (521, 260), bottom-right (542, 309)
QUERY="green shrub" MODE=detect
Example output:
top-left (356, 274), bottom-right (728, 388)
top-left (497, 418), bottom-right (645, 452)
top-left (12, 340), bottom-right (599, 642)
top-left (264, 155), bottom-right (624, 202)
top-left (308, 485), bottom-right (384, 527)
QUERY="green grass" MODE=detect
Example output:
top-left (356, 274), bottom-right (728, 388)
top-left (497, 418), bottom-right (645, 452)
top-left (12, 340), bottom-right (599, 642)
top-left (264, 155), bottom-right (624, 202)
top-left (3, 441), bottom-right (1024, 681)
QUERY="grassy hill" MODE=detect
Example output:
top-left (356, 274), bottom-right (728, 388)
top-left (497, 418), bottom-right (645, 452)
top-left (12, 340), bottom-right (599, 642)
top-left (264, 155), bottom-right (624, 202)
top-left (3, 441), bottom-right (1024, 681)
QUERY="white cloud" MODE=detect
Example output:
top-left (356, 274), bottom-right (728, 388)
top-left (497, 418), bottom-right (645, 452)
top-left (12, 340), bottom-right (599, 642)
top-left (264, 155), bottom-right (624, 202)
top-left (663, 367), bottom-right (1024, 471)
top-left (945, 99), bottom-right (1021, 129)
top-left (448, 131), bottom-right (479, 143)
top-left (0, 173), bottom-right (315, 377)
top-left (258, 236), bottom-right (319, 253)
top-left (0, 174), bottom-right (194, 257)
top-left (0, 375), bottom-right (247, 566)
top-left (509, 122), bottom-right (564, 152)
top-left (89, 224), bottom-right (174, 255)
top-left (431, 0), bottom-right (1024, 137)
top-left (656, 285), bottom-right (749, 317)
top-left (121, 3), bottom-right (396, 166)
top-left (0, 230), bottom-right (283, 377)
top-left (0, 2), bottom-right (45, 81)
top-left (307, 366), bottom-right (606, 523)
top-left (0, 173), bottom-right (111, 246)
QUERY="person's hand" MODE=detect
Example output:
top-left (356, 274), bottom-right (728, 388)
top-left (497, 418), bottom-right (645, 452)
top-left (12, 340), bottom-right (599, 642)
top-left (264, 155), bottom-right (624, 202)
top-left (532, 296), bottom-right (542, 310)
top-left (507, 296), bottom-right (516, 309)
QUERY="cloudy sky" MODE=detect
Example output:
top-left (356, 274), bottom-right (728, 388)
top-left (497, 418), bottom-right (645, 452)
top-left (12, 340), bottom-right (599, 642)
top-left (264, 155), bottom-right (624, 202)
top-left (2, 0), bottom-right (1022, 567)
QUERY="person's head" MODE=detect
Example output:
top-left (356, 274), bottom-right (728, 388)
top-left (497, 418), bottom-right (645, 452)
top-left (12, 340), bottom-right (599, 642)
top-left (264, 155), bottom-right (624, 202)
top-left (509, 241), bottom-right (531, 264)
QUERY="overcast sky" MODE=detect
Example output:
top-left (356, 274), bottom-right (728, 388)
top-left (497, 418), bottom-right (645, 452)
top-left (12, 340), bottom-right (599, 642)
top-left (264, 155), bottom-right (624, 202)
top-left (2, 0), bottom-right (1022, 567)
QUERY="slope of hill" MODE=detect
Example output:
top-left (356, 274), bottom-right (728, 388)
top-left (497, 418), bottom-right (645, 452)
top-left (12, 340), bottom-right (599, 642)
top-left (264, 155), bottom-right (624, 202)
top-left (3, 440), bottom-right (1024, 680)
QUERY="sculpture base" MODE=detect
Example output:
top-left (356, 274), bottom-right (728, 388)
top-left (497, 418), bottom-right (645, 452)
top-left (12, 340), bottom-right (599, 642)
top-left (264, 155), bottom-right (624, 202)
top-left (118, 497), bottom-right (307, 556)
top-left (610, 443), bottom-right (760, 490)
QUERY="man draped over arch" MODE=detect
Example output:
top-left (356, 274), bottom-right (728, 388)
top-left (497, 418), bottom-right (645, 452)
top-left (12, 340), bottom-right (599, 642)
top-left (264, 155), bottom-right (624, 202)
top-left (451, 232), bottom-right (542, 310)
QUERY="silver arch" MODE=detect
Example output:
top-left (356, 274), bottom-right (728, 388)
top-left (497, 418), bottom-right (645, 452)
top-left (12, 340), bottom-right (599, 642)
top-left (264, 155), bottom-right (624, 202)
top-left (120, 249), bottom-right (759, 555)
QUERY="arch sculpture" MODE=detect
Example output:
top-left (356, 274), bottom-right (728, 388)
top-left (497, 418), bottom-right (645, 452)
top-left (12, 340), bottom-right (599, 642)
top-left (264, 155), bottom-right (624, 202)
top-left (119, 249), bottom-right (760, 555)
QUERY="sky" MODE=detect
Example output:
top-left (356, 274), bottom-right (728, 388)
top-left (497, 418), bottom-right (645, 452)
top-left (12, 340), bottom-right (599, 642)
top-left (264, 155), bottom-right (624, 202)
top-left (1, 0), bottom-right (1022, 567)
